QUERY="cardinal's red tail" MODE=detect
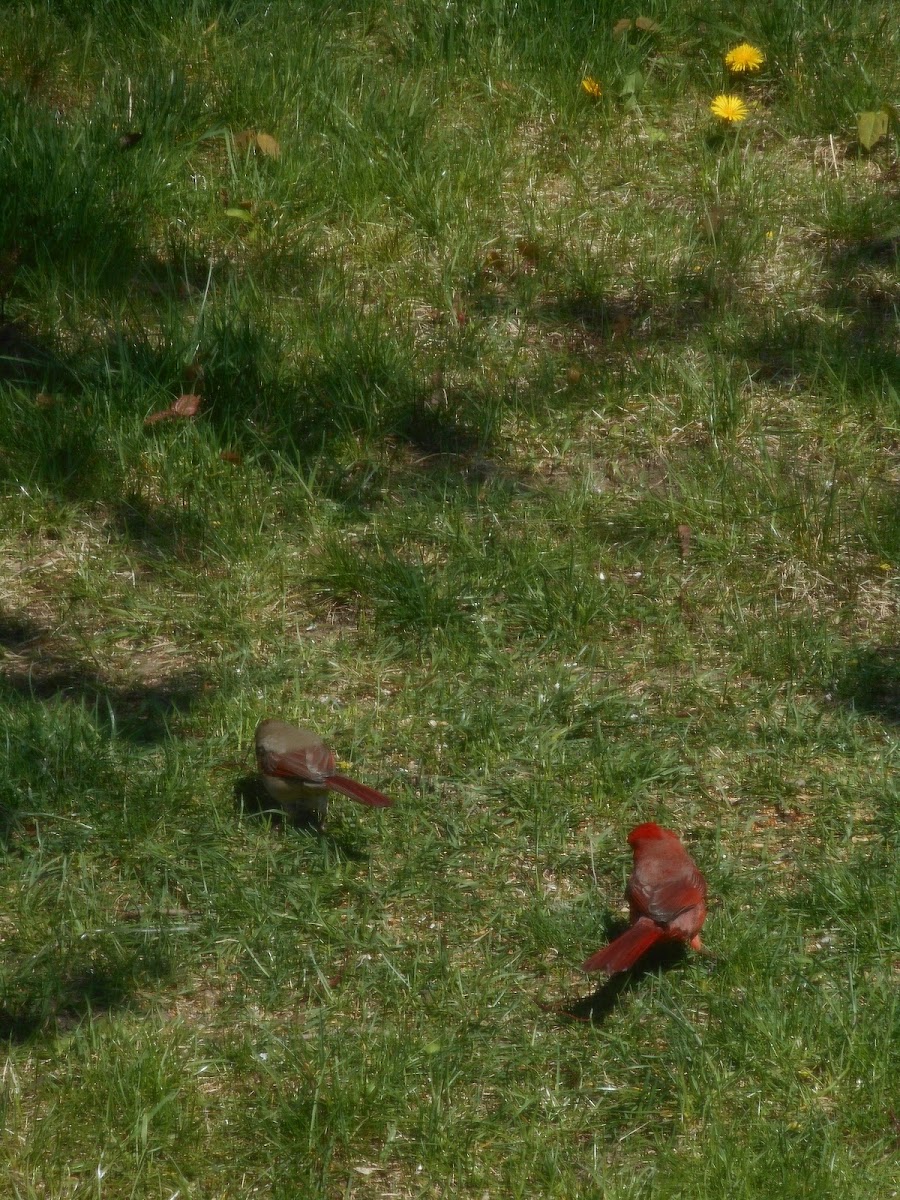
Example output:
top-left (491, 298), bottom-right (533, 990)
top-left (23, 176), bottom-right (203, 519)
top-left (581, 916), bottom-right (665, 974)
top-left (325, 773), bottom-right (393, 808)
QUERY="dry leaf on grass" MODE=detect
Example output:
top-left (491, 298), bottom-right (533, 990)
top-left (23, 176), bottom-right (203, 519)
top-left (254, 132), bottom-right (281, 159)
top-left (613, 16), bottom-right (660, 35)
top-left (145, 394), bottom-right (203, 425)
top-left (231, 129), bottom-right (282, 158)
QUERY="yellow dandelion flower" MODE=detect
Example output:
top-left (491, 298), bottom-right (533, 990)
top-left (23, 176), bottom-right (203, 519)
top-left (710, 94), bottom-right (748, 123)
top-left (581, 77), bottom-right (602, 98)
top-left (724, 43), bottom-right (764, 72)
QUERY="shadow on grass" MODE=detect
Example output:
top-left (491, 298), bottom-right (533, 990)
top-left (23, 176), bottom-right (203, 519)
top-left (737, 192), bottom-right (900, 400)
top-left (0, 946), bottom-right (173, 1045)
top-left (541, 937), bottom-right (696, 1026)
top-left (234, 773), bottom-right (319, 830)
top-left (3, 185), bottom-right (895, 544)
top-left (0, 320), bottom-right (73, 387)
top-left (109, 493), bottom-right (212, 562)
top-left (0, 610), bottom-right (205, 744)
top-left (0, 305), bottom-right (505, 531)
top-left (739, 305), bottom-right (899, 397)
top-left (837, 646), bottom-right (900, 724)
top-left (233, 774), bottom-right (369, 861)
top-left (200, 319), bottom-right (500, 468)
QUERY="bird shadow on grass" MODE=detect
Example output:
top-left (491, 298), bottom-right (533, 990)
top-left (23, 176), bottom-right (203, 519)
top-left (234, 774), bottom-right (317, 829)
top-left (233, 775), bottom-right (369, 861)
top-left (539, 938), bottom-right (695, 1027)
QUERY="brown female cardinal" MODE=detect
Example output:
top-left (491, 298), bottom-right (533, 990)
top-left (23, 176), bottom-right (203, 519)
top-left (254, 719), bottom-right (393, 822)
top-left (582, 823), bottom-right (707, 974)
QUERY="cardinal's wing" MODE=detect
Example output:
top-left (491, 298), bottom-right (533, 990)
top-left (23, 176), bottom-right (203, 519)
top-left (629, 866), bottom-right (706, 925)
top-left (258, 740), bottom-right (335, 783)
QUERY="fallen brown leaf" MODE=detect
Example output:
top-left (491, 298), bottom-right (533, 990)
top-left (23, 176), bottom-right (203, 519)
top-left (254, 132), bottom-right (281, 159)
top-left (231, 130), bottom-right (281, 159)
top-left (232, 130), bottom-right (255, 153)
top-left (145, 393), bottom-right (203, 425)
top-left (172, 393), bottom-right (202, 417)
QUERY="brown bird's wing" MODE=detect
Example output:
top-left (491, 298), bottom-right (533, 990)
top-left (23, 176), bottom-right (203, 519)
top-left (257, 738), bottom-right (335, 784)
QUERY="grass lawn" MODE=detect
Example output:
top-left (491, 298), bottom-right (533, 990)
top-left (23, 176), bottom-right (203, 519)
top-left (0, 1), bottom-right (898, 1196)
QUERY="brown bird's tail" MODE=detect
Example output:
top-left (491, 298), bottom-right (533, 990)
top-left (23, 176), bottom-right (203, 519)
top-left (324, 773), bottom-right (393, 808)
top-left (581, 916), bottom-right (665, 974)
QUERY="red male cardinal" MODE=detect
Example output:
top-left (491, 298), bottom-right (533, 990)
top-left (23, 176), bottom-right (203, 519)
top-left (254, 719), bottom-right (393, 821)
top-left (582, 823), bottom-right (707, 974)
